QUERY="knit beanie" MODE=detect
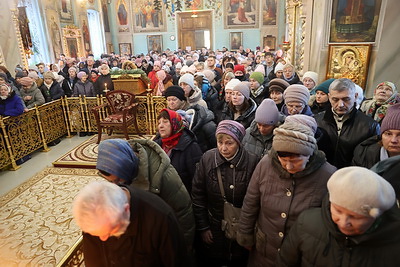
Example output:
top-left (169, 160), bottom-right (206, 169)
top-left (154, 60), bottom-right (162, 68)
top-left (178, 73), bottom-right (195, 89)
top-left (165, 85), bottom-right (186, 101)
top-left (175, 62), bottom-right (182, 69)
top-left (96, 139), bottom-right (139, 184)
top-left (315, 78), bottom-right (335, 95)
top-left (328, 166), bottom-right (396, 218)
top-left (180, 65), bottom-right (189, 74)
top-left (380, 103), bottom-right (400, 134)
top-left (216, 120), bottom-right (246, 144)
top-left (232, 81), bottom-right (250, 99)
top-left (234, 64), bottom-right (245, 74)
top-left (43, 71), bottom-right (55, 80)
top-left (269, 78), bottom-right (290, 93)
top-left (15, 71), bottom-right (28, 78)
top-left (375, 81), bottom-right (397, 94)
top-left (250, 72), bottom-right (264, 85)
top-left (28, 71), bottom-right (39, 80)
top-left (302, 71), bottom-right (318, 84)
top-left (255, 99), bottom-right (279, 125)
top-left (225, 78), bottom-right (241, 91)
top-left (19, 77), bottom-right (34, 87)
top-left (272, 115), bottom-right (317, 156)
top-left (68, 66), bottom-right (78, 74)
top-left (187, 64), bottom-right (196, 75)
top-left (254, 64), bottom-right (266, 75)
top-left (285, 114), bottom-right (318, 134)
top-left (202, 69), bottom-right (216, 83)
top-left (283, 84), bottom-right (310, 106)
top-left (274, 62), bottom-right (285, 74)
top-left (77, 71), bottom-right (87, 79)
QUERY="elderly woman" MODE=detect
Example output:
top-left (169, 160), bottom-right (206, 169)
top-left (220, 81), bottom-right (257, 128)
top-left (237, 115), bottom-right (336, 266)
top-left (19, 76), bottom-right (45, 109)
top-left (360, 81), bottom-right (399, 123)
top-left (281, 84), bottom-right (313, 116)
top-left (179, 73), bottom-right (207, 108)
top-left (277, 167), bottom-right (400, 266)
top-left (302, 71), bottom-right (318, 95)
top-left (94, 64), bottom-right (114, 95)
top-left (192, 120), bottom-right (259, 266)
top-left (242, 99), bottom-right (283, 159)
top-left (155, 70), bottom-right (173, 96)
top-left (282, 63), bottom-right (302, 85)
top-left (0, 83), bottom-right (24, 116)
top-left (353, 103), bottom-right (400, 168)
top-left (61, 66), bottom-right (78, 97)
top-left (154, 108), bottom-right (202, 194)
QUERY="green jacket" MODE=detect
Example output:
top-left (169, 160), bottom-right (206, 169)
top-left (276, 197), bottom-right (400, 266)
top-left (128, 139), bottom-right (195, 247)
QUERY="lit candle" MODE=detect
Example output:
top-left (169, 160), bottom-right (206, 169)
top-left (147, 83), bottom-right (151, 89)
top-left (104, 83), bottom-right (109, 93)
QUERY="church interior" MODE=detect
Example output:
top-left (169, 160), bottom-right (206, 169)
top-left (0, 0), bottom-right (400, 266)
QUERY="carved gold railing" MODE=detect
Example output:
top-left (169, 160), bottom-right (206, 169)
top-left (0, 95), bottom-right (166, 171)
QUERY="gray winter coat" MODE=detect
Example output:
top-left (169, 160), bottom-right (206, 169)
top-left (237, 149), bottom-right (336, 266)
top-left (20, 83), bottom-right (45, 108)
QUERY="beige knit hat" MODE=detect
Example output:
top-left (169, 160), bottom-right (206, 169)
top-left (283, 84), bottom-right (310, 106)
top-left (272, 115), bottom-right (317, 156)
top-left (232, 81), bottom-right (251, 99)
top-left (328, 167), bottom-right (396, 218)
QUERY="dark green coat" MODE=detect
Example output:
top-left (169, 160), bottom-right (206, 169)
top-left (277, 197), bottom-right (400, 267)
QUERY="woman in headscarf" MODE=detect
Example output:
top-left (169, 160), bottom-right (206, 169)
top-left (237, 115), bottom-right (336, 266)
top-left (155, 70), bottom-right (173, 96)
top-left (154, 108), bottom-right (202, 194)
top-left (0, 83), bottom-right (24, 116)
top-left (360, 81), bottom-right (399, 124)
top-left (192, 120), bottom-right (259, 267)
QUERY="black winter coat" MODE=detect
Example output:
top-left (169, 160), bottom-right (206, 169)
top-left (277, 197), bottom-right (400, 267)
top-left (39, 82), bottom-right (65, 102)
top-left (352, 135), bottom-right (381, 168)
top-left (94, 74), bottom-right (114, 96)
top-left (82, 186), bottom-right (188, 267)
top-left (192, 147), bottom-right (259, 261)
top-left (315, 106), bottom-right (380, 168)
top-left (186, 104), bottom-right (217, 153)
top-left (61, 77), bottom-right (78, 97)
top-left (220, 98), bottom-right (257, 129)
top-left (154, 129), bottom-right (202, 194)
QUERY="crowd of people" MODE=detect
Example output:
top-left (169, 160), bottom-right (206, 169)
top-left (1, 46), bottom-right (400, 266)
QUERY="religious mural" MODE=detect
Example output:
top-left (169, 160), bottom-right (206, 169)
top-left (262, 0), bottom-right (277, 25)
top-left (46, 9), bottom-right (64, 60)
top-left (330, 0), bottom-right (382, 42)
top-left (102, 0), bottom-right (110, 32)
top-left (59, 0), bottom-right (73, 22)
top-left (132, 0), bottom-right (166, 33)
top-left (224, 0), bottom-right (259, 28)
top-left (17, 7), bottom-right (33, 56)
top-left (116, 0), bottom-right (130, 32)
top-left (81, 18), bottom-right (92, 56)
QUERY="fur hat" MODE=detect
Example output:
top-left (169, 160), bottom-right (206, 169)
top-left (232, 82), bottom-right (250, 99)
top-left (216, 120), bottom-right (246, 144)
top-left (269, 78), bottom-right (290, 93)
top-left (315, 78), bottom-right (335, 95)
top-left (272, 115), bottom-right (317, 156)
top-left (255, 99), bottom-right (279, 125)
top-left (165, 85), bottom-right (186, 101)
top-left (380, 103), bottom-right (400, 134)
top-left (274, 62), bottom-right (285, 74)
top-left (328, 166), bottom-right (396, 218)
top-left (302, 71), bottom-right (318, 84)
top-left (43, 71), bottom-right (55, 80)
top-left (283, 84), bottom-right (310, 106)
top-left (19, 77), bottom-right (34, 87)
top-left (178, 73), bottom-right (195, 89)
top-left (225, 78), bottom-right (241, 91)
top-left (250, 72), bottom-right (264, 85)
top-left (96, 139), bottom-right (139, 184)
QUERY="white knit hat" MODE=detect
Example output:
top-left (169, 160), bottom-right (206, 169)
top-left (178, 73), bottom-right (195, 89)
top-left (328, 167), bottom-right (396, 218)
top-left (302, 71), bottom-right (318, 84)
top-left (225, 78), bottom-right (241, 91)
top-left (274, 62), bottom-right (285, 74)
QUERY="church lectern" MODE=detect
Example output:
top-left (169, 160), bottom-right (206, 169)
top-left (111, 74), bottom-right (148, 95)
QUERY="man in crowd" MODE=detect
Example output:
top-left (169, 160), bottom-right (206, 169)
top-left (316, 78), bottom-right (380, 168)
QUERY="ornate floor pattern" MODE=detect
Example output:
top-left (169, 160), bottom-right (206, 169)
top-left (0, 167), bottom-right (102, 266)
top-left (53, 134), bottom-right (154, 168)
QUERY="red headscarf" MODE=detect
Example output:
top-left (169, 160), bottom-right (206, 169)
top-left (159, 109), bottom-right (185, 155)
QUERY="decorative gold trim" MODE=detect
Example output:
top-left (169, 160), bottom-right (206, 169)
top-left (10, 9), bottom-right (29, 69)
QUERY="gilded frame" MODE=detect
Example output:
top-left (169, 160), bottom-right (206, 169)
top-left (62, 26), bottom-right (84, 59)
top-left (326, 44), bottom-right (372, 89)
top-left (119, 43), bottom-right (132, 55)
top-left (59, 0), bottom-right (74, 22)
top-left (230, 32), bottom-right (242, 51)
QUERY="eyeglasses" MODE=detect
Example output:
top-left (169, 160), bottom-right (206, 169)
top-left (286, 103), bottom-right (304, 110)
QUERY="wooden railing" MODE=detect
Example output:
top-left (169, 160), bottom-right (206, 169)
top-left (0, 95), bottom-right (166, 170)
